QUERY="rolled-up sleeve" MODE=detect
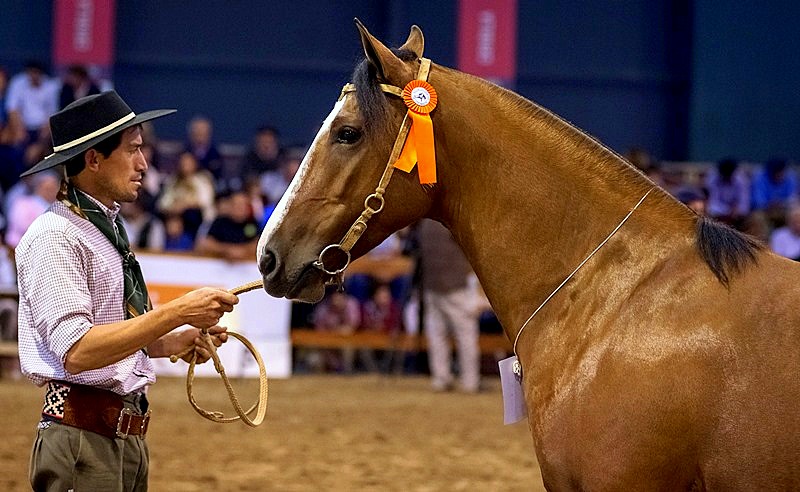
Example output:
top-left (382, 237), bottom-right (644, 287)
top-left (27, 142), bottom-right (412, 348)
top-left (20, 231), bottom-right (94, 363)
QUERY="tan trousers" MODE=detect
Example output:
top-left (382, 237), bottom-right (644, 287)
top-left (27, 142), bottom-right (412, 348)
top-left (423, 287), bottom-right (480, 392)
top-left (29, 394), bottom-right (149, 492)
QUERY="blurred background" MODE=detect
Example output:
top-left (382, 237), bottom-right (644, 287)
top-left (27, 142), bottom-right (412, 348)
top-left (2, 0), bottom-right (800, 377)
top-left (2, 0), bottom-right (799, 161)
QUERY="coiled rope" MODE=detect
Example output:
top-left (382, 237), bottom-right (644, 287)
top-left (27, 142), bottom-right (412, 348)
top-left (169, 279), bottom-right (267, 427)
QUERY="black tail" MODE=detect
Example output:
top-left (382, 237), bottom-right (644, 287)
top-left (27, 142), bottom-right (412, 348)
top-left (696, 216), bottom-right (763, 287)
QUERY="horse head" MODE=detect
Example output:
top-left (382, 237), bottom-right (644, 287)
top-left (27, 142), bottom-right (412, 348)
top-left (258, 20), bottom-right (437, 302)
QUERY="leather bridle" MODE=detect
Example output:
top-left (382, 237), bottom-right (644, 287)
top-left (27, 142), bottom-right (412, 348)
top-left (312, 57), bottom-right (433, 284)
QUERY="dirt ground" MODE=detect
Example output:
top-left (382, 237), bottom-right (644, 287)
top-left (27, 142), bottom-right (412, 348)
top-left (1, 374), bottom-right (546, 491)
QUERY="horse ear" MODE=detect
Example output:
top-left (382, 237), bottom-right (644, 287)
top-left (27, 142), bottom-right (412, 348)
top-left (354, 18), bottom-right (410, 85)
top-left (399, 25), bottom-right (425, 58)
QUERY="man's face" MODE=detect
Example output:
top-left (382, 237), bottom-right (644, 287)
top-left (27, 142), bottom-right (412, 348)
top-left (95, 127), bottom-right (147, 206)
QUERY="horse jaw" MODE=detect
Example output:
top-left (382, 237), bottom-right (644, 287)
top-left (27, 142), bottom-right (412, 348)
top-left (257, 99), bottom-right (346, 302)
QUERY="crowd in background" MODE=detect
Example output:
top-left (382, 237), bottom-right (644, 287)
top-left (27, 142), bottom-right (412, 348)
top-left (2, 62), bottom-right (800, 383)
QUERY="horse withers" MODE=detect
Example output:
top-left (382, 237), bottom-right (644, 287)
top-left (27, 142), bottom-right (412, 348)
top-left (257, 20), bottom-right (800, 490)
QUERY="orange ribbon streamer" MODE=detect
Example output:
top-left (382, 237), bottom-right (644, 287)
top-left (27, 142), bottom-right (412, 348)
top-left (394, 80), bottom-right (438, 184)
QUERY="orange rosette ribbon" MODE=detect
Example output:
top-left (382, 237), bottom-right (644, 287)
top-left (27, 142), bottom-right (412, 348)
top-left (393, 80), bottom-right (438, 184)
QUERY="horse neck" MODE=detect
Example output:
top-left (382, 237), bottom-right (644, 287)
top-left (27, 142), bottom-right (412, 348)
top-left (430, 69), bottom-right (693, 342)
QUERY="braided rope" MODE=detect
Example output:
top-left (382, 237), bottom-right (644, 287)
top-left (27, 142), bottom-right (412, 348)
top-left (170, 280), bottom-right (268, 427)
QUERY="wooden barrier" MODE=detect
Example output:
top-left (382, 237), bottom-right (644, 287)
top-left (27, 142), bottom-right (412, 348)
top-left (290, 328), bottom-right (511, 355)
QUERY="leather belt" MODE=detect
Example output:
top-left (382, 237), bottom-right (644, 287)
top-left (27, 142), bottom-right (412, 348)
top-left (42, 381), bottom-right (151, 440)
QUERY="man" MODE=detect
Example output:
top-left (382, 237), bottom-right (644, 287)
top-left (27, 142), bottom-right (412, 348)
top-left (195, 189), bottom-right (262, 261)
top-left (239, 125), bottom-right (282, 183)
top-left (16, 91), bottom-right (239, 491)
top-left (4, 169), bottom-right (60, 247)
top-left (416, 219), bottom-right (481, 393)
top-left (58, 64), bottom-right (101, 109)
top-left (4, 60), bottom-right (59, 143)
top-left (183, 115), bottom-right (223, 181)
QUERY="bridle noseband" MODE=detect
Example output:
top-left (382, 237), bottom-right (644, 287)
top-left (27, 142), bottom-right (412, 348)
top-left (312, 57), bottom-right (433, 284)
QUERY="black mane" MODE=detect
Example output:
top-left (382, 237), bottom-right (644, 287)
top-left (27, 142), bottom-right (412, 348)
top-left (351, 48), bottom-right (418, 137)
top-left (696, 216), bottom-right (763, 286)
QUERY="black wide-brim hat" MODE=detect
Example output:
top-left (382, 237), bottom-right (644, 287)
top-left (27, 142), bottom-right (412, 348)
top-left (22, 90), bottom-right (176, 177)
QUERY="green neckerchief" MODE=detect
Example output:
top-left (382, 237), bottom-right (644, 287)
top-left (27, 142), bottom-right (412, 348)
top-left (59, 182), bottom-right (151, 318)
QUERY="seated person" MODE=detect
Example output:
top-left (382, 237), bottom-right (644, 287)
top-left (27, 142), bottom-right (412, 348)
top-left (359, 283), bottom-right (404, 373)
top-left (751, 157), bottom-right (798, 227)
top-left (769, 204), bottom-right (800, 261)
top-left (183, 116), bottom-right (223, 181)
top-left (307, 290), bottom-right (362, 373)
top-left (163, 213), bottom-right (194, 252)
top-left (157, 151), bottom-right (216, 239)
top-left (121, 191), bottom-right (166, 251)
top-left (343, 230), bottom-right (412, 303)
top-left (194, 189), bottom-right (262, 261)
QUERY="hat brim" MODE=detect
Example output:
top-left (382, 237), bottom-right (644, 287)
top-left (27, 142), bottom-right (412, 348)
top-left (21, 108), bottom-right (177, 177)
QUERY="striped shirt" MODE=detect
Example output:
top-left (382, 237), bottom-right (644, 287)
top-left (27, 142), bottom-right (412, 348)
top-left (16, 195), bottom-right (154, 395)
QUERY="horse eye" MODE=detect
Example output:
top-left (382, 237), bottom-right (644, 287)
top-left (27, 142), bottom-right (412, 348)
top-left (336, 126), bottom-right (361, 144)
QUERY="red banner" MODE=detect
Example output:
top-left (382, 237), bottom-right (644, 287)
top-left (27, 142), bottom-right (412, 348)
top-left (457, 0), bottom-right (518, 86)
top-left (53, 0), bottom-right (116, 67)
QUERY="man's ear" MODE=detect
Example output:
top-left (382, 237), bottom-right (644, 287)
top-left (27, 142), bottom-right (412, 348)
top-left (84, 149), bottom-right (101, 172)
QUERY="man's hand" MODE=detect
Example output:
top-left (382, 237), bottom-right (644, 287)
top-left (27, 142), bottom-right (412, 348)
top-left (170, 287), bottom-right (239, 329)
top-left (173, 325), bottom-right (229, 364)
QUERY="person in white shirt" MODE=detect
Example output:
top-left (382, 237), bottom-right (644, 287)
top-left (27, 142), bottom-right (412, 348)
top-left (4, 61), bottom-right (59, 141)
top-left (769, 204), bottom-right (800, 260)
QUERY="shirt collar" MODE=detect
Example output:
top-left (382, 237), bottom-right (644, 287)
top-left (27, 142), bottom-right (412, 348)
top-left (74, 188), bottom-right (121, 222)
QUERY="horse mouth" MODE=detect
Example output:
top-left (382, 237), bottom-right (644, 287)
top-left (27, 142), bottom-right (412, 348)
top-left (264, 261), bottom-right (327, 303)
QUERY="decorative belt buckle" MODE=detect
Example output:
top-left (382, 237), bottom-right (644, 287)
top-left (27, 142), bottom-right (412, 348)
top-left (116, 408), bottom-right (135, 439)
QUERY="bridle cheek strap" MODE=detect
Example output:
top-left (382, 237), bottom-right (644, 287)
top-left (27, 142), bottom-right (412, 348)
top-left (313, 58), bottom-right (432, 279)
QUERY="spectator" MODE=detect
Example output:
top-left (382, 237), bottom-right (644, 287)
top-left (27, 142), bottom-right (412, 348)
top-left (4, 61), bottom-right (59, 143)
top-left (163, 213), bottom-right (194, 252)
top-left (0, 105), bottom-right (27, 192)
top-left (21, 121), bottom-right (53, 171)
top-left (157, 151), bottom-right (216, 239)
top-left (360, 282), bottom-right (403, 372)
top-left (139, 121), bottom-right (165, 197)
top-left (121, 191), bottom-right (166, 251)
top-left (416, 219), bottom-right (481, 393)
top-left (184, 116), bottom-right (223, 181)
top-left (675, 187), bottom-right (707, 216)
top-left (0, 66), bottom-right (8, 127)
top-left (58, 64), bottom-right (101, 109)
top-left (260, 146), bottom-right (302, 205)
top-left (243, 176), bottom-right (268, 225)
top-left (308, 289), bottom-right (362, 373)
top-left (0, 235), bottom-right (18, 377)
top-left (769, 205), bottom-right (800, 261)
top-left (240, 125), bottom-right (283, 182)
top-left (5, 170), bottom-right (60, 247)
top-left (343, 230), bottom-right (412, 303)
top-left (751, 157), bottom-right (798, 226)
top-left (705, 157), bottom-right (750, 227)
top-left (194, 189), bottom-right (262, 261)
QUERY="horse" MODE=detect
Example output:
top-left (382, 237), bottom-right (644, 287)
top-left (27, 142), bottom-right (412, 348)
top-left (257, 20), bottom-right (800, 490)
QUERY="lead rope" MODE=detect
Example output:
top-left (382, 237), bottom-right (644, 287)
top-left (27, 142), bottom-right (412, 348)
top-left (169, 279), bottom-right (268, 427)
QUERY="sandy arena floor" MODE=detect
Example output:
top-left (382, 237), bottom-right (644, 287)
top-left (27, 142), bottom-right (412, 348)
top-left (2, 374), bottom-right (546, 491)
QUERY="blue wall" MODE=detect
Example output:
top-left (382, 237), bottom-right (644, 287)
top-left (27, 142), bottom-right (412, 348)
top-left (690, 1), bottom-right (800, 161)
top-left (1, 1), bottom-right (796, 162)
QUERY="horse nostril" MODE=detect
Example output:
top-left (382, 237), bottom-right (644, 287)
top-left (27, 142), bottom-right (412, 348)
top-left (259, 249), bottom-right (277, 277)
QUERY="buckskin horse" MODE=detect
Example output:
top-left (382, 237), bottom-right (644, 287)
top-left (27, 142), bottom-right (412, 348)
top-left (257, 20), bottom-right (800, 490)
